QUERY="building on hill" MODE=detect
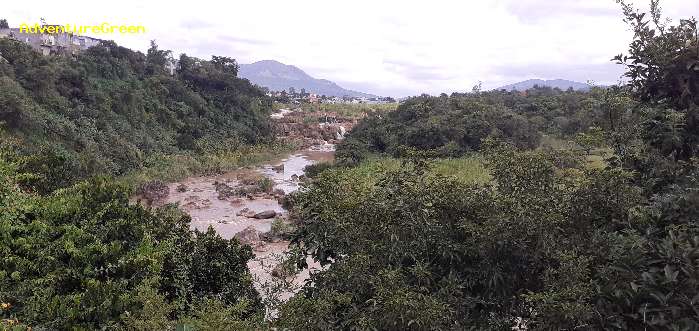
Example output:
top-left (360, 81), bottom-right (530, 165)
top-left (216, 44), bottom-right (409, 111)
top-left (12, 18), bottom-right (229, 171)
top-left (0, 26), bottom-right (102, 55)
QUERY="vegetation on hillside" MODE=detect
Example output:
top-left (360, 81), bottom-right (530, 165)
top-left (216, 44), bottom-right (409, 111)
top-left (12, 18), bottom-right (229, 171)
top-left (336, 86), bottom-right (631, 165)
top-left (279, 2), bottom-right (699, 329)
top-left (0, 38), bottom-right (277, 329)
top-left (0, 38), bottom-right (276, 190)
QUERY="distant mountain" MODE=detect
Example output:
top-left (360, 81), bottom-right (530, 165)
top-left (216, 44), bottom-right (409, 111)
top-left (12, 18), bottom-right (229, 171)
top-left (496, 79), bottom-right (591, 92)
top-left (238, 60), bottom-right (377, 98)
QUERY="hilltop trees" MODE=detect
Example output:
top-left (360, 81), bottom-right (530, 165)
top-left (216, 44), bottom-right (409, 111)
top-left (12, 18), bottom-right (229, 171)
top-left (335, 87), bottom-right (614, 165)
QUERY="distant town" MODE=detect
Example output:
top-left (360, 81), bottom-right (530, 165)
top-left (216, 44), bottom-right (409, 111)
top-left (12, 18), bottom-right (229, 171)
top-left (265, 88), bottom-right (396, 105)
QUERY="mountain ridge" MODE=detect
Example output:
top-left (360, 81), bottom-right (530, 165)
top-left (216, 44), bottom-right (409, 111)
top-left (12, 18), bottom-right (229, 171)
top-left (238, 60), bottom-right (377, 98)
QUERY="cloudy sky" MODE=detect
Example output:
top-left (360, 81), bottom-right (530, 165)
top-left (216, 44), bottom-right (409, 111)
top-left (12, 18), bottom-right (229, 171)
top-left (5, 0), bottom-right (698, 96)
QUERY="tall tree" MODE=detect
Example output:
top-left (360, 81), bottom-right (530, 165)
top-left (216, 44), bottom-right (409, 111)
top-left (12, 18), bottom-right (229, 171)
top-left (614, 0), bottom-right (699, 160)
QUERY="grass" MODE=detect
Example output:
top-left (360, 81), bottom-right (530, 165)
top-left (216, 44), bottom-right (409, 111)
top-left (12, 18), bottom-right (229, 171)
top-left (583, 147), bottom-right (614, 170)
top-left (118, 143), bottom-right (296, 189)
top-left (537, 134), bottom-right (613, 170)
top-left (276, 102), bottom-right (398, 119)
top-left (345, 155), bottom-right (491, 185)
top-left (432, 156), bottom-right (491, 184)
top-left (538, 135), bottom-right (573, 150)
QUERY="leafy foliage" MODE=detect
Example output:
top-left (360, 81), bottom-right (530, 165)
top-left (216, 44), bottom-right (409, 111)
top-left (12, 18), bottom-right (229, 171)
top-left (278, 3), bottom-right (699, 329)
top-left (336, 87), bottom-right (625, 165)
top-left (0, 154), bottom-right (262, 329)
top-left (0, 38), bottom-right (273, 186)
top-left (614, 0), bottom-right (699, 161)
top-left (279, 146), bottom-right (648, 329)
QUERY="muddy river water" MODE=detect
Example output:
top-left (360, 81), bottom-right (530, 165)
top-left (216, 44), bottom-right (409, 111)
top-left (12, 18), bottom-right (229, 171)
top-left (163, 148), bottom-right (333, 238)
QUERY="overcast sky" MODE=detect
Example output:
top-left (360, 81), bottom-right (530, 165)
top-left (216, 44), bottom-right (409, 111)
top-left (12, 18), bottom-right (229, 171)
top-left (5, 0), bottom-right (698, 97)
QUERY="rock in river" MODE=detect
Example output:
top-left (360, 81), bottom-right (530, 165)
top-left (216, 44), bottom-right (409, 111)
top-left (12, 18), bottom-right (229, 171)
top-left (236, 207), bottom-right (257, 218)
top-left (234, 226), bottom-right (260, 244)
top-left (254, 210), bottom-right (277, 219)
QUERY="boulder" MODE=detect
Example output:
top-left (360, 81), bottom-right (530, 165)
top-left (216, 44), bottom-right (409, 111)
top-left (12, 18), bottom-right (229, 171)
top-left (234, 226), bottom-right (260, 244)
top-left (214, 182), bottom-right (236, 200)
top-left (236, 207), bottom-right (257, 218)
top-left (138, 180), bottom-right (169, 204)
top-left (272, 164), bottom-right (284, 173)
top-left (272, 188), bottom-right (286, 198)
top-left (272, 261), bottom-right (296, 279)
top-left (182, 196), bottom-right (212, 210)
top-left (176, 183), bottom-right (188, 192)
top-left (254, 210), bottom-right (277, 219)
top-left (253, 241), bottom-right (268, 252)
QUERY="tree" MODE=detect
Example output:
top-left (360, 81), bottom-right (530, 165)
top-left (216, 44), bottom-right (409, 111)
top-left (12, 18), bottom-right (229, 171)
top-left (146, 40), bottom-right (173, 75)
top-left (0, 19), bottom-right (8, 29)
top-left (211, 55), bottom-right (239, 76)
top-left (613, 0), bottom-right (699, 160)
top-left (278, 146), bottom-right (641, 329)
top-left (574, 126), bottom-right (604, 155)
top-left (0, 153), bottom-right (263, 329)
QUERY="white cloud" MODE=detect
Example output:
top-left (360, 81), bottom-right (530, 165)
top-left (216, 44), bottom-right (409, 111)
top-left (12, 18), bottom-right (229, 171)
top-left (4, 0), bottom-right (698, 97)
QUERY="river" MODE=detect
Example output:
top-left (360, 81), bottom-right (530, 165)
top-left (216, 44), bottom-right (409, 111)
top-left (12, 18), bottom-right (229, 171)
top-left (158, 108), bottom-right (340, 307)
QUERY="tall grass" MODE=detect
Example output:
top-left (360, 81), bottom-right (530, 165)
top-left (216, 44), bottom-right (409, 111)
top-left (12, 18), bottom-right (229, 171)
top-left (348, 155), bottom-right (491, 185)
top-left (118, 143), bottom-right (295, 189)
top-left (432, 156), bottom-right (491, 184)
top-left (277, 103), bottom-right (398, 119)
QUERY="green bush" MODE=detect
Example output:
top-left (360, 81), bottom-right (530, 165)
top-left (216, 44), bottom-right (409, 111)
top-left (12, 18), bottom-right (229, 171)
top-left (278, 146), bottom-right (651, 329)
top-left (257, 177), bottom-right (274, 193)
top-left (303, 162), bottom-right (333, 178)
top-left (0, 156), bottom-right (262, 329)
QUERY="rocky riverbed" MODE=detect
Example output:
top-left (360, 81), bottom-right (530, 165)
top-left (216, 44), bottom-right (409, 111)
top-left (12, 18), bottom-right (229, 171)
top-left (151, 108), bottom-right (344, 305)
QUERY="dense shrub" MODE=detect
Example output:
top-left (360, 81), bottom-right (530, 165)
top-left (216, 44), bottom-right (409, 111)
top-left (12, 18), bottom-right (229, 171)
top-left (335, 87), bottom-right (624, 164)
top-left (303, 162), bottom-right (333, 178)
top-left (0, 155), bottom-right (262, 329)
top-left (279, 2), bottom-right (699, 329)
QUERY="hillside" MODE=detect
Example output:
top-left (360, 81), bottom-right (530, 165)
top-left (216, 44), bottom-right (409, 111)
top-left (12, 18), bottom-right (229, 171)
top-left (239, 60), bottom-right (377, 98)
top-left (336, 86), bottom-right (601, 165)
top-left (0, 38), bottom-right (275, 188)
top-left (497, 79), bottom-right (591, 91)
